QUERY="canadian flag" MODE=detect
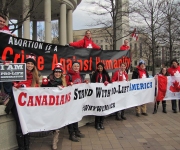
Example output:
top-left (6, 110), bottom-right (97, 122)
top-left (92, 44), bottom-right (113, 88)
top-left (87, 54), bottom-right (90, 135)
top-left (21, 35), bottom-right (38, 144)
top-left (156, 75), bottom-right (180, 101)
top-left (131, 28), bottom-right (138, 41)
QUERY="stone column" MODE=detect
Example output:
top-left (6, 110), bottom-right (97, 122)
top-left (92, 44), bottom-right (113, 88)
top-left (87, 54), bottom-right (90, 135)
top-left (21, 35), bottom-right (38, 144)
top-left (59, 3), bottom-right (67, 45)
top-left (23, 0), bottom-right (30, 39)
top-left (33, 20), bottom-right (37, 40)
top-left (67, 9), bottom-right (73, 43)
top-left (44, 0), bottom-right (51, 43)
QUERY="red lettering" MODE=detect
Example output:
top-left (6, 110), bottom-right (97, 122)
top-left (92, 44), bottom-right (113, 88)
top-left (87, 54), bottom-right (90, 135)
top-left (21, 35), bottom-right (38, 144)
top-left (27, 96), bottom-right (34, 106)
top-left (49, 95), bottom-right (55, 105)
top-left (18, 92), bottom-right (27, 106)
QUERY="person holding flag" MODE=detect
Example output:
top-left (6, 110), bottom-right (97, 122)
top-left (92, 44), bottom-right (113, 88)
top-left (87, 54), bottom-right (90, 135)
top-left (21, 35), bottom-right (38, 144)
top-left (167, 59), bottom-right (180, 113)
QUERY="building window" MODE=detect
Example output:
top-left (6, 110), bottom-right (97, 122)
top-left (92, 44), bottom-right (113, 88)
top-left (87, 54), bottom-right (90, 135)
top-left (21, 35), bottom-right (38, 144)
top-left (101, 40), bottom-right (103, 43)
top-left (101, 45), bottom-right (103, 49)
top-left (96, 40), bottom-right (98, 43)
top-left (105, 45), bottom-right (108, 50)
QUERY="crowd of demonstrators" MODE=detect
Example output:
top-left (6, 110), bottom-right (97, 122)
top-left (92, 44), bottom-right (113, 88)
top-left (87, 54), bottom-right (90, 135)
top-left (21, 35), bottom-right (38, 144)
top-left (132, 60), bottom-right (149, 117)
top-left (91, 62), bottom-right (111, 130)
top-left (65, 61), bottom-right (88, 142)
top-left (153, 67), bottom-right (169, 114)
top-left (41, 63), bottom-right (66, 150)
top-left (111, 63), bottom-right (128, 121)
top-left (167, 59), bottom-right (180, 113)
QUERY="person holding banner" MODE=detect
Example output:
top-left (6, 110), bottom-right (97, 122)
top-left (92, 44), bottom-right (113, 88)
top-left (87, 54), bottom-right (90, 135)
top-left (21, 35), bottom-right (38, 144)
top-left (132, 60), bottom-right (149, 117)
top-left (167, 59), bottom-right (180, 113)
top-left (12, 53), bottom-right (40, 150)
top-left (112, 63), bottom-right (128, 120)
top-left (91, 62), bottom-right (110, 130)
top-left (65, 61), bottom-right (87, 142)
top-left (153, 67), bottom-right (169, 114)
top-left (41, 63), bottom-right (66, 150)
top-left (68, 30), bottom-right (101, 80)
top-left (120, 39), bottom-right (130, 51)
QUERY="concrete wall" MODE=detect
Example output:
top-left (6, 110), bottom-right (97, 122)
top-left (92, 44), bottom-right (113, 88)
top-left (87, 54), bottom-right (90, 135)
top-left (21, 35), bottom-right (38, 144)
top-left (0, 106), bottom-right (17, 150)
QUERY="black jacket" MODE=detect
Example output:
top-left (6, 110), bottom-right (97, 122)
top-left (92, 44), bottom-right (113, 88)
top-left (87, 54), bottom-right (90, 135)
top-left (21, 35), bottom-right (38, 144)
top-left (91, 71), bottom-right (110, 83)
top-left (41, 74), bottom-right (63, 87)
top-left (132, 68), bottom-right (149, 79)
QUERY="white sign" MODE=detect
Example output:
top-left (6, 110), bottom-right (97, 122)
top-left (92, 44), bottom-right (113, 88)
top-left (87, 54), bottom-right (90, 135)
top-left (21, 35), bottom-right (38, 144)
top-left (13, 78), bottom-right (155, 134)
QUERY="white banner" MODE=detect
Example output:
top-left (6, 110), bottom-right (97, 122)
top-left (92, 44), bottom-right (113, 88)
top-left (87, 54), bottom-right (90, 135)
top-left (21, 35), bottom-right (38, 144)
top-left (13, 78), bottom-right (155, 134)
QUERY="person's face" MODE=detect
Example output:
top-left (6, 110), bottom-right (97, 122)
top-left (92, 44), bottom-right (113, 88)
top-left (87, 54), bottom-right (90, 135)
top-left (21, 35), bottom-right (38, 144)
top-left (97, 65), bottom-right (103, 72)
top-left (86, 31), bottom-right (91, 39)
top-left (0, 16), bottom-right (6, 29)
top-left (124, 40), bottom-right (128, 46)
top-left (162, 68), bottom-right (167, 75)
top-left (172, 62), bottom-right (178, 68)
top-left (140, 64), bottom-right (145, 69)
top-left (54, 71), bottom-right (62, 78)
top-left (120, 64), bottom-right (126, 71)
top-left (26, 62), bottom-right (35, 71)
top-left (72, 64), bottom-right (80, 72)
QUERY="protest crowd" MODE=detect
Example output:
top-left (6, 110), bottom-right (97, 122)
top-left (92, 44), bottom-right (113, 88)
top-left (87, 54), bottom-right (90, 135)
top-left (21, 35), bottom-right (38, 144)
top-left (0, 13), bottom-right (180, 150)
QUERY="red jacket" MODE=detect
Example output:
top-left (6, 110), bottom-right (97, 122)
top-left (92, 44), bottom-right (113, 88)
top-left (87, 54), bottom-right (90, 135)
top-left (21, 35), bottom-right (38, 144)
top-left (0, 25), bottom-right (11, 34)
top-left (168, 66), bottom-right (180, 76)
top-left (14, 71), bottom-right (38, 88)
top-left (65, 69), bottom-right (82, 86)
top-left (120, 45), bottom-right (130, 50)
top-left (111, 70), bottom-right (128, 82)
top-left (69, 36), bottom-right (100, 50)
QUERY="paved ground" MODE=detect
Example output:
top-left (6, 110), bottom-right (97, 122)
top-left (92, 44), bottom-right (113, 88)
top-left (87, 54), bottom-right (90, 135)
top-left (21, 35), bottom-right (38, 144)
top-left (29, 101), bottom-right (180, 150)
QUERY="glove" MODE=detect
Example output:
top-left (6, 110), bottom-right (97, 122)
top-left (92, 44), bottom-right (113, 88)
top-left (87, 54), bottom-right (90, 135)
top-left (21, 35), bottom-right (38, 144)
top-left (42, 76), bottom-right (49, 85)
top-left (84, 80), bottom-right (89, 84)
top-left (104, 81), bottom-right (109, 86)
top-left (20, 84), bottom-right (26, 88)
top-left (58, 86), bottom-right (64, 90)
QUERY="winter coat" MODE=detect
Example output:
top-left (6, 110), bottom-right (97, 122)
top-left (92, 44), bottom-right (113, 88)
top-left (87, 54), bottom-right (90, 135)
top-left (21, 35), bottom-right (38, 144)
top-left (111, 69), bottom-right (128, 82)
top-left (132, 66), bottom-right (149, 79)
top-left (65, 69), bottom-right (83, 86)
top-left (91, 70), bottom-right (110, 83)
top-left (69, 36), bottom-right (100, 50)
top-left (41, 73), bottom-right (67, 87)
top-left (167, 66), bottom-right (180, 76)
top-left (120, 45), bottom-right (130, 51)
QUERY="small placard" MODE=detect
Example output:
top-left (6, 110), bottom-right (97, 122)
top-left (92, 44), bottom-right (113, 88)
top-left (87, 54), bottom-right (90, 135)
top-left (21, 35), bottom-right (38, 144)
top-left (0, 63), bottom-right (26, 82)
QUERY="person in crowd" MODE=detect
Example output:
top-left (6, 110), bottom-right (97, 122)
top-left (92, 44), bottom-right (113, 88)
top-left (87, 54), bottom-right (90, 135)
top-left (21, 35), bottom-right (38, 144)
top-left (120, 39), bottom-right (130, 51)
top-left (132, 59), bottom-right (149, 117)
top-left (91, 62), bottom-right (110, 130)
top-left (41, 63), bottom-right (66, 150)
top-left (167, 59), bottom-right (180, 113)
top-left (69, 30), bottom-right (101, 50)
top-left (68, 30), bottom-right (101, 80)
top-left (10, 53), bottom-right (40, 150)
top-left (111, 63), bottom-right (128, 120)
top-left (0, 14), bottom-right (16, 104)
top-left (153, 67), bottom-right (169, 114)
top-left (65, 61), bottom-right (88, 142)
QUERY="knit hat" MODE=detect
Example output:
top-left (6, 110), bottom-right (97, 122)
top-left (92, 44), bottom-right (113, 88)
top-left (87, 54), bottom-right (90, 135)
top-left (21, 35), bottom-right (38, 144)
top-left (53, 63), bottom-right (63, 72)
top-left (72, 61), bottom-right (80, 66)
top-left (97, 62), bottom-right (104, 68)
top-left (139, 59), bottom-right (145, 66)
top-left (25, 53), bottom-right (36, 65)
top-left (170, 59), bottom-right (178, 65)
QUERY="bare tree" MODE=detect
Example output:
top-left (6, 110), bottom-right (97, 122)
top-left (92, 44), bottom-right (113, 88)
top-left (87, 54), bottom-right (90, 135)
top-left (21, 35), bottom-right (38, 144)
top-left (0, 0), bottom-right (43, 32)
top-left (132, 0), bottom-right (166, 75)
top-left (84, 0), bottom-right (133, 50)
top-left (159, 0), bottom-right (180, 62)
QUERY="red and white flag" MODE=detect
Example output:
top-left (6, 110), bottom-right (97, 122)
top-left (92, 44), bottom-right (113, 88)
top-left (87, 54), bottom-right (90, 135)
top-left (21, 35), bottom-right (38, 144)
top-left (156, 75), bottom-right (180, 101)
top-left (131, 28), bottom-right (138, 41)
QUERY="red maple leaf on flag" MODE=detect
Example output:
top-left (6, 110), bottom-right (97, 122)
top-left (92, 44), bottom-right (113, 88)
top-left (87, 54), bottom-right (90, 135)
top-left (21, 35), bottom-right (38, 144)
top-left (169, 80), bottom-right (180, 92)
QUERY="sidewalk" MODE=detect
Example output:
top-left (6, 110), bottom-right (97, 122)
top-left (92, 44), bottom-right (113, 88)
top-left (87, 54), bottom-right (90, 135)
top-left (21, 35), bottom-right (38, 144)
top-left (30, 101), bottom-right (180, 150)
